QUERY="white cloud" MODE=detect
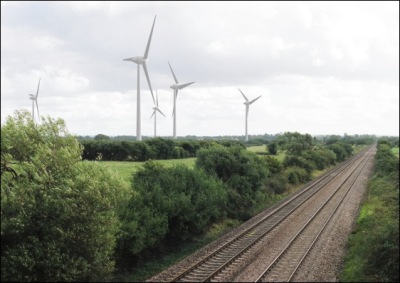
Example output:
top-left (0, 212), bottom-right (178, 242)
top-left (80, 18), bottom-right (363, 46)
top-left (1, 1), bottom-right (398, 137)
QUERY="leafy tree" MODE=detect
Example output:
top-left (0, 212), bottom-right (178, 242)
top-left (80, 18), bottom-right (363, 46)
top-left (1, 110), bottom-right (128, 282)
top-left (196, 145), bottom-right (268, 219)
top-left (94, 133), bottom-right (110, 140)
top-left (302, 149), bottom-right (336, 170)
top-left (144, 138), bottom-right (176, 159)
top-left (329, 143), bottom-right (351, 162)
top-left (117, 162), bottom-right (227, 260)
top-left (267, 142), bottom-right (278, 155)
top-left (276, 132), bottom-right (314, 155)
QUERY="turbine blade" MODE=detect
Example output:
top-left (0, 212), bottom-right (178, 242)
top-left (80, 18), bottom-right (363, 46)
top-left (238, 88), bottom-right (248, 101)
top-left (142, 62), bottom-right (155, 103)
top-left (150, 111), bottom-right (155, 119)
top-left (36, 78), bottom-right (41, 98)
top-left (178, 81), bottom-right (195, 89)
top-left (249, 95), bottom-right (262, 105)
top-left (144, 15), bottom-right (156, 59)
top-left (246, 105), bottom-right (249, 119)
top-left (156, 89), bottom-right (159, 106)
top-left (168, 61), bottom-right (179, 84)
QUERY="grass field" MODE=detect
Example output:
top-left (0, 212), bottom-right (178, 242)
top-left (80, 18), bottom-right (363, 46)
top-left (97, 147), bottom-right (285, 183)
top-left (98, 158), bottom-right (197, 183)
top-left (392, 146), bottom-right (399, 157)
top-left (246, 145), bottom-right (285, 161)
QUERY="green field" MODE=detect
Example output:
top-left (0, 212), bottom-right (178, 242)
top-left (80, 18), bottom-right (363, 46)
top-left (246, 145), bottom-right (268, 153)
top-left (392, 146), bottom-right (399, 157)
top-left (98, 158), bottom-right (197, 183)
top-left (98, 147), bottom-right (285, 183)
top-left (247, 145), bottom-right (285, 161)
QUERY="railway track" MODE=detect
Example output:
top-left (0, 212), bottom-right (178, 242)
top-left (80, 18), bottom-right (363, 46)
top-left (255, 146), bottom-right (374, 282)
top-left (150, 145), bottom-right (375, 282)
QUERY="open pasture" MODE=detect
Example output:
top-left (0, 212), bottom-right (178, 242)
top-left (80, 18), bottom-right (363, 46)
top-left (98, 158), bottom-right (197, 183)
top-left (98, 147), bottom-right (285, 183)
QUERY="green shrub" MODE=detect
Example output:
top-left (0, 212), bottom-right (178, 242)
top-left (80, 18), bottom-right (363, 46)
top-left (195, 145), bottom-right (268, 220)
top-left (1, 110), bottom-right (127, 282)
top-left (285, 166), bottom-right (309, 185)
top-left (117, 162), bottom-right (227, 260)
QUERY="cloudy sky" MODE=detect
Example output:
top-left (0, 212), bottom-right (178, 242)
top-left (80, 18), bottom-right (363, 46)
top-left (1, 1), bottom-right (399, 138)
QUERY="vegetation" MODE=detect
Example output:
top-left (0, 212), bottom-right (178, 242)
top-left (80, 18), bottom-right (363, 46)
top-left (79, 137), bottom-right (243, 162)
top-left (116, 161), bottom-right (227, 269)
top-left (1, 110), bottom-right (129, 282)
top-left (340, 138), bottom-right (399, 282)
top-left (98, 158), bottom-right (196, 183)
top-left (196, 145), bottom-right (268, 220)
top-left (3, 109), bottom-right (388, 282)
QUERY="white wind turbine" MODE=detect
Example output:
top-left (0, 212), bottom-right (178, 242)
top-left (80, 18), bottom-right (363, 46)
top-left (29, 78), bottom-right (41, 123)
top-left (168, 61), bottom-right (195, 139)
top-left (123, 15), bottom-right (157, 141)
top-left (238, 88), bottom-right (261, 142)
top-left (150, 90), bottom-right (166, 138)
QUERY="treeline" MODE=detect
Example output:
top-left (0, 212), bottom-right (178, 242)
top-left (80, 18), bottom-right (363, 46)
top-left (2, 110), bottom-right (384, 282)
top-left (79, 133), bottom-right (376, 162)
top-left (79, 138), bottom-right (245, 161)
top-left (340, 137), bottom-right (399, 282)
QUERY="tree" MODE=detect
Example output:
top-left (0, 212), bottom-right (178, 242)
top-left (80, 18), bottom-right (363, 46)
top-left (267, 142), bottom-right (278, 155)
top-left (117, 162), bottom-right (227, 260)
top-left (94, 133), bottom-right (110, 140)
top-left (1, 110), bottom-right (128, 282)
top-left (196, 145), bottom-right (268, 219)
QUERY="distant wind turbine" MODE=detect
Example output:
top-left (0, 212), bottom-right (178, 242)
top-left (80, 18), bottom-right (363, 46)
top-left (150, 90), bottom-right (166, 138)
top-left (168, 61), bottom-right (195, 139)
top-left (29, 78), bottom-right (41, 123)
top-left (123, 15), bottom-right (157, 141)
top-left (238, 88), bottom-right (261, 142)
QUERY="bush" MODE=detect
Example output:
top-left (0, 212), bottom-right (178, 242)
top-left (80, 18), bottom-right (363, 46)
top-left (195, 145), bottom-right (268, 219)
top-left (285, 166), bottom-right (310, 185)
top-left (117, 162), bottom-right (227, 260)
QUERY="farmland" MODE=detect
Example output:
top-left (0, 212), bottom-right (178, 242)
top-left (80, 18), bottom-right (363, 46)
top-left (98, 158), bottom-right (197, 183)
top-left (95, 146), bottom-right (283, 183)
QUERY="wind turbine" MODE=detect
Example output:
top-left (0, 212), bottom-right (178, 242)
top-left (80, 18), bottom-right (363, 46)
top-left (238, 88), bottom-right (261, 142)
top-left (29, 78), bottom-right (41, 123)
top-left (168, 61), bottom-right (195, 139)
top-left (123, 15), bottom-right (157, 141)
top-left (150, 90), bottom-right (166, 138)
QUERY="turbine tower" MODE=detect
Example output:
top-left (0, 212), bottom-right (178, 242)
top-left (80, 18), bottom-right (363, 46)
top-left (238, 88), bottom-right (261, 142)
top-left (150, 90), bottom-right (166, 138)
top-left (29, 78), bottom-right (41, 123)
top-left (168, 61), bottom-right (195, 139)
top-left (123, 15), bottom-right (157, 141)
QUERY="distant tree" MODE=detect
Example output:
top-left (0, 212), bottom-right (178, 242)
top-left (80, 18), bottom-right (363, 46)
top-left (94, 133), bottom-right (110, 140)
top-left (276, 132), bottom-right (314, 155)
top-left (1, 110), bottom-right (128, 282)
top-left (267, 142), bottom-right (278, 155)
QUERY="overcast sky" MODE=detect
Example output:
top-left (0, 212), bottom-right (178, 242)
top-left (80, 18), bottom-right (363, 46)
top-left (1, 1), bottom-right (399, 138)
